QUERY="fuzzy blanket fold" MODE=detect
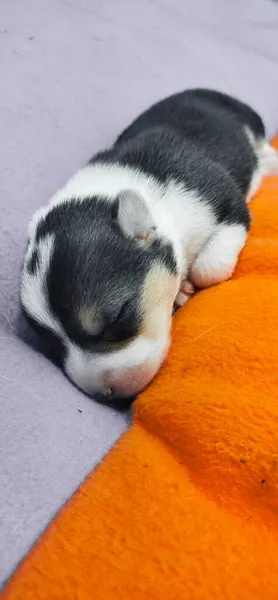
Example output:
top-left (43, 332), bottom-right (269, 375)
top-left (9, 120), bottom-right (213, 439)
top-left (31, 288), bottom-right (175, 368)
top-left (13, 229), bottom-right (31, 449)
top-left (2, 136), bottom-right (278, 600)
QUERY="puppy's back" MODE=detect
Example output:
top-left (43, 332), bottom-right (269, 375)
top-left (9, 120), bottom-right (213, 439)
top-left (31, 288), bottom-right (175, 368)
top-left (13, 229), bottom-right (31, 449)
top-left (116, 89), bottom-right (264, 145)
top-left (115, 89), bottom-right (264, 198)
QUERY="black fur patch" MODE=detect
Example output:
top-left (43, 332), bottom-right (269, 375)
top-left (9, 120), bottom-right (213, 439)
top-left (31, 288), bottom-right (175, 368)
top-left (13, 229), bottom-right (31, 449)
top-left (116, 88), bottom-right (265, 147)
top-left (22, 310), bottom-right (67, 367)
top-left (34, 197), bottom-right (176, 353)
top-left (26, 248), bottom-right (40, 275)
top-left (90, 88), bottom-right (260, 229)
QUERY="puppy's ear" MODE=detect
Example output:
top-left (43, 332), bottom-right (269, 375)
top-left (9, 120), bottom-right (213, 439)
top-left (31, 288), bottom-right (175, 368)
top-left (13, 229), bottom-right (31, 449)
top-left (112, 190), bottom-right (156, 241)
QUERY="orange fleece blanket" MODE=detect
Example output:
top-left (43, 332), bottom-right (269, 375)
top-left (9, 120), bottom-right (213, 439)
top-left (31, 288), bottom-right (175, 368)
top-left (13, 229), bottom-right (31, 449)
top-left (2, 137), bottom-right (278, 600)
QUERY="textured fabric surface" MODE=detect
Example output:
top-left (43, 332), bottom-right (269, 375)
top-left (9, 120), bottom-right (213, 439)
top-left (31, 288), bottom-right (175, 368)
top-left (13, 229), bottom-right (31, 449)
top-left (1, 0), bottom-right (278, 587)
top-left (2, 138), bottom-right (278, 599)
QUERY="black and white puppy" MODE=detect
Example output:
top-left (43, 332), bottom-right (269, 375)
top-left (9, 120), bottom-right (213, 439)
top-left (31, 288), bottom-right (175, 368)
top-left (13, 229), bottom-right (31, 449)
top-left (21, 89), bottom-right (278, 402)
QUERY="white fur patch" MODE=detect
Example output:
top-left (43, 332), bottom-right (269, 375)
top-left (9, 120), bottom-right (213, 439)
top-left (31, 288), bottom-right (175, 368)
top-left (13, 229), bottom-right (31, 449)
top-left (259, 142), bottom-right (278, 176)
top-left (190, 223), bottom-right (247, 288)
top-left (246, 143), bottom-right (278, 203)
top-left (28, 162), bottom-right (215, 276)
top-left (21, 235), bottom-right (62, 335)
top-left (244, 126), bottom-right (278, 202)
top-left (65, 335), bottom-right (169, 397)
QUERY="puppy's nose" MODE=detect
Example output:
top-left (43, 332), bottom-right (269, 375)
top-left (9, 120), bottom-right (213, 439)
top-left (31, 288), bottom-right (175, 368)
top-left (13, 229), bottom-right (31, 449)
top-left (93, 389), bottom-right (136, 410)
top-left (93, 388), bottom-right (113, 403)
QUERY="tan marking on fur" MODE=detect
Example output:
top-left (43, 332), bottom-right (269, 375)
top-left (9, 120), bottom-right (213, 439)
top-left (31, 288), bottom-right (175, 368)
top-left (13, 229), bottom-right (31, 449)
top-left (256, 139), bottom-right (264, 151)
top-left (79, 306), bottom-right (103, 336)
top-left (139, 264), bottom-right (179, 340)
top-left (80, 307), bottom-right (133, 351)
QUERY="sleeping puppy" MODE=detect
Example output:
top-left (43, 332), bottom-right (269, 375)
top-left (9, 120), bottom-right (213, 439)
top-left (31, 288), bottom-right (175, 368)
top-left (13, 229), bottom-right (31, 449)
top-left (21, 89), bottom-right (278, 403)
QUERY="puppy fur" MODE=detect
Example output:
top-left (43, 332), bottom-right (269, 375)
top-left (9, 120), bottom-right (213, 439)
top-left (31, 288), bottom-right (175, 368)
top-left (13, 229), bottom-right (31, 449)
top-left (21, 89), bottom-right (278, 401)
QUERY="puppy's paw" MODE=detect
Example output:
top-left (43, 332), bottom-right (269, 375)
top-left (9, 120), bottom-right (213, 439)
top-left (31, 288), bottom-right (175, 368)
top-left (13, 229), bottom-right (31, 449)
top-left (174, 279), bottom-right (195, 308)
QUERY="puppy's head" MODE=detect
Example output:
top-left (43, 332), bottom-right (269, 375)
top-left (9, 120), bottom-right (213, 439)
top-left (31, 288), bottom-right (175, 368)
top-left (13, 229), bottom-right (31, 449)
top-left (21, 190), bottom-right (179, 402)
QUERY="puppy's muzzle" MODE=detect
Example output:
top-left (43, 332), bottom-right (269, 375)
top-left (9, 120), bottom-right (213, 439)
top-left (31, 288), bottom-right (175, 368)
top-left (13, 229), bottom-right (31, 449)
top-left (65, 336), bottom-right (170, 402)
top-left (103, 361), bottom-right (164, 398)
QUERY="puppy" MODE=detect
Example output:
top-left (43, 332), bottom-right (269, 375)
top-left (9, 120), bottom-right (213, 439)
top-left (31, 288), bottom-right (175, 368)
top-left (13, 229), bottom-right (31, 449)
top-left (21, 89), bottom-right (278, 402)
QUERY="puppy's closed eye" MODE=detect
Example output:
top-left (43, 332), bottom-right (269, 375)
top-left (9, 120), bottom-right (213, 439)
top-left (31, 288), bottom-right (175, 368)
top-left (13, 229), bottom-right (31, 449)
top-left (101, 299), bottom-right (136, 343)
top-left (76, 300), bottom-right (135, 346)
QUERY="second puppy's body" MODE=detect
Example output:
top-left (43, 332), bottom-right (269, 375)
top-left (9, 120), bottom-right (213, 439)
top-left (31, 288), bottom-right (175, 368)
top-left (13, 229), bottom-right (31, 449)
top-left (21, 89), bottom-right (278, 401)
